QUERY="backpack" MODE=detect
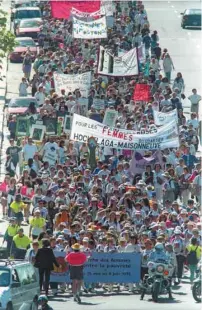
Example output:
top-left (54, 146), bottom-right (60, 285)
top-left (187, 246), bottom-right (198, 265)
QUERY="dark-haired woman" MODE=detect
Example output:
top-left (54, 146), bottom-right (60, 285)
top-left (34, 238), bottom-right (60, 295)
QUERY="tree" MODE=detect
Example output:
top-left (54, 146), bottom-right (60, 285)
top-left (0, 9), bottom-right (16, 59)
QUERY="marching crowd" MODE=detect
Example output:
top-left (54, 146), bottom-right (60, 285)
top-left (0, 0), bottom-right (201, 304)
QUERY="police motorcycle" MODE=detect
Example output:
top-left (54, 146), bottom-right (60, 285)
top-left (140, 243), bottom-right (174, 302)
top-left (192, 259), bottom-right (201, 303)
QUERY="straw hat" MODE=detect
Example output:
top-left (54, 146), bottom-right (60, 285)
top-left (72, 243), bottom-right (81, 250)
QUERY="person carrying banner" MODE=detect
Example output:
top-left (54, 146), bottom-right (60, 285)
top-left (65, 243), bottom-right (87, 303)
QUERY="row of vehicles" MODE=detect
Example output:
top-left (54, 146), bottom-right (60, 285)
top-left (10, 0), bottom-right (42, 62)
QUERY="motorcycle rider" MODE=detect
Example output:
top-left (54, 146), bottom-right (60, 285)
top-left (38, 295), bottom-right (53, 310)
top-left (140, 242), bottom-right (173, 300)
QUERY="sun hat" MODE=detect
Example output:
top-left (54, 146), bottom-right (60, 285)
top-left (83, 237), bottom-right (89, 242)
top-left (72, 243), bottom-right (81, 250)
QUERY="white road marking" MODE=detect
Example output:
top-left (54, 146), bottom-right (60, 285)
top-left (187, 32), bottom-right (191, 36)
top-left (196, 45), bottom-right (200, 48)
top-left (178, 15), bottom-right (181, 18)
top-left (171, 5), bottom-right (174, 8)
top-left (174, 10), bottom-right (178, 13)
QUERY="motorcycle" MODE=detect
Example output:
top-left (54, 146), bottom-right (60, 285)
top-left (192, 263), bottom-right (201, 303)
top-left (141, 259), bottom-right (174, 302)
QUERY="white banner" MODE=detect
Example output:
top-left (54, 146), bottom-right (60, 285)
top-left (98, 46), bottom-right (139, 76)
top-left (70, 114), bottom-right (179, 150)
top-left (154, 109), bottom-right (178, 126)
top-left (53, 72), bottom-right (91, 97)
top-left (72, 16), bottom-right (107, 39)
top-left (71, 7), bottom-right (102, 18)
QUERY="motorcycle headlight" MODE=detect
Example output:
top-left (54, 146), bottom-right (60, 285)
top-left (156, 265), bottom-right (164, 273)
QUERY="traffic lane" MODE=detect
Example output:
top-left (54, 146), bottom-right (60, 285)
top-left (49, 285), bottom-right (201, 310)
top-left (147, 1), bottom-right (201, 93)
top-left (6, 62), bottom-right (26, 100)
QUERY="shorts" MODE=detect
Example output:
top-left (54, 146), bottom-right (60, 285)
top-left (69, 265), bottom-right (84, 280)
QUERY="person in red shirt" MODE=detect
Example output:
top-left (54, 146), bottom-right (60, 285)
top-left (65, 243), bottom-right (87, 303)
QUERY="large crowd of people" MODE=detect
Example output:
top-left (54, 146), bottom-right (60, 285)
top-left (0, 0), bottom-right (201, 304)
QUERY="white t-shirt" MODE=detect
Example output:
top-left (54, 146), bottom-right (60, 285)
top-left (23, 144), bottom-right (38, 161)
top-left (43, 142), bottom-right (59, 165)
top-left (188, 94), bottom-right (201, 104)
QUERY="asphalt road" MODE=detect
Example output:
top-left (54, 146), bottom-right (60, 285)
top-left (0, 0), bottom-right (202, 309)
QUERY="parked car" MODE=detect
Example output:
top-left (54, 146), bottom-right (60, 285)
top-left (181, 9), bottom-right (201, 28)
top-left (12, 7), bottom-right (41, 32)
top-left (11, 0), bottom-right (40, 9)
top-left (10, 37), bottom-right (38, 62)
top-left (0, 259), bottom-right (39, 310)
top-left (6, 97), bottom-right (39, 122)
top-left (16, 19), bottom-right (42, 40)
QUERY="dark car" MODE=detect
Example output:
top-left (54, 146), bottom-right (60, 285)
top-left (10, 37), bottom-right (38, 62)
top-left (12, 7), bottom-right (41, 32)
top-left (16, 18), bottom-right (42, 40)
top-left (181, 9), bottom-right (201, 28)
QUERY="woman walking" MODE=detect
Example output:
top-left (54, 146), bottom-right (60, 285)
top-left (163, 53), bottom-right (174, 82)
top-left (65, 243), bottom-right (87, 303)
top-left (34, 238), bottom-right (60, 295)
top-left (186, 237), bottom-right (201, 286)
top-left (22, 52), bottom-right (33, 81)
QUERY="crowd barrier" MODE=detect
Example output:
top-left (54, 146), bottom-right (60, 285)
top-left (50, 251), bottom-right (141, 283)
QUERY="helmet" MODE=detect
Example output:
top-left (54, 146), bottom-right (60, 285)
top-left (155, 242), bottom-right (164, 251)
top-left (38, 295), bottom-right (48, 302)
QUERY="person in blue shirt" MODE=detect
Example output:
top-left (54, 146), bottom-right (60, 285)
top-left (148, 242), bottom-right (169, 263)
top-left (182, 147), bottom-right (198, 171)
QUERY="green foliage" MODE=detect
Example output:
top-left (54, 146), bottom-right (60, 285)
top-left (0, 9), bottom-right (16, 58)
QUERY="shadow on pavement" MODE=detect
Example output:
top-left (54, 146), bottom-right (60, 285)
top-left (147, 298), bottom-right (182, 303)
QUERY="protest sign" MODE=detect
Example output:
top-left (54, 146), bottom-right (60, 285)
top-left (130, 151), bottom-right (163, 176)
top-left (137, 44), bottom-right (146, 63)
top-left (54, 72), bottom-right (91, 97)
top-left (70, 114), bottom-right (180, 150)
top-left (103, 109), bottom-right (118, 127)
top-left (89, 112), bottom-right (103, 123)
top-left (73, 16), bottom-right (107, 39)
top-left (133, 84), bottom-right (151, 102)
top-left (154, 109), bottom-right (178, 126)
top-left (50, 251), bottom-right (141, 283)
top-left (101, 0), bottom-right (114, 16)
top-left (98, 46), bottom-right (138, 76)
top-left (77, 98), bottom-right (88, 116)
top-left (94, 98), bottom-right (105, 110)
top-left (64, 115), bottom-right (72, 133)
top-left (50, 1), bottom-right (100, 19)
top-left (43, 117), bottom-right (57, 135)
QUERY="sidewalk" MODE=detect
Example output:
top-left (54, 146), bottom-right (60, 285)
top-left (0, 0), bottom-right (11, 181)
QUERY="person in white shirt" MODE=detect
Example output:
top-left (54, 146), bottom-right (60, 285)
top-left (35, 86), bottom-right (45, 107)
top-left (23, 138), bottom-right (38, 162)
top-left (42, 137), bottom-right (59, 166)
top-left (188, 88), bottom-right (201, 115)
top-left (187, 113), bottom-right (199, 130)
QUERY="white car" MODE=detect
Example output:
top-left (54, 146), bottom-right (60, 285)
top-left (0, 259), bottom-right (39, 310)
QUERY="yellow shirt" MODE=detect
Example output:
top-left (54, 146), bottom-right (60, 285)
top-left (7, 225), bottom-right (20, 237)
top-left (10, 201), bottom-right (25, 213)
top-left (13, 234), bottom-right (31, 249)
top-left (29, 217), bottom-right (45, 228)
top-left (186, 244), bottom-right (201, 260)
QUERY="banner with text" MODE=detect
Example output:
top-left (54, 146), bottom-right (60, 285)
top-left (98, 46), bottom-right (139, 76)
top-left (50, 251), bottom-right (141, 283)
top-left (70, 114), bottom-right (180, 150)
top-left (53, 72), bottom-right (91, 97)
top-left (130, 151), bottom-right (163, 176)
top-left (154, 109), bottom-right (178, 126)
top-left (71, 7), bottom-right (102, 19)
top-left (101, 0), bottom-right (114, 16)
top-left (73, 16), bottom-right (107, 39)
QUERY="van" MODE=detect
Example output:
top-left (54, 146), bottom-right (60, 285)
top-left (12, 7), bottom-right (42, 31)
top-left (0, 260), bottom-right (40, 310)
